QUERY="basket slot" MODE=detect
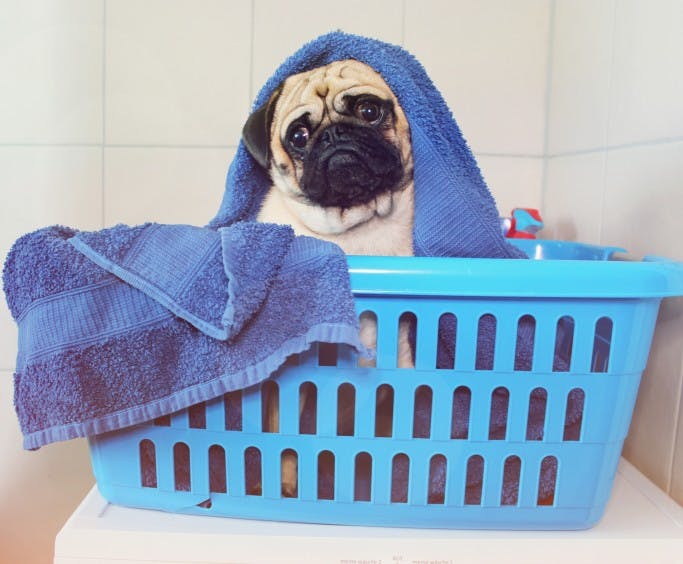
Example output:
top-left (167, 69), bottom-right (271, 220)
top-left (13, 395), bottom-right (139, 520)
top-left (354, 452), bottom-right (372, 502)
top-left (464, 455), bottom-right (484, 505)
top-left (261, 381), bottom-right (279, 433)
top-left (318, 343), bottom-right (338, 367)
top-left (317, 450), bottom-right (335, 500)
top-left (427, 455), bottom-right (447, 504)
top-left (244, 446), bottom-right (262, 496)
top-left (375, 384), bottom-right (394, 438)
top-left (280, 448), bottom-right (298, 498)
top-left (476, 314), bottom-right (496, 371)
top-left (173, 442), bottom-right (191, 492)
top-left (501, 455), bottom-right (522, 506)
top-left (563, 388), bottom-right (585, 441)
top-left (208, 445), bottom-right (227, 494)
top-left (526, 388), bottom-right (548, 441)
top-left (188, 402), bottom-right (206, 429)
top-left (537, 455), bottom-right (558, 506)
top-left (299, 382), bottom-right (317, 435)
top-left (451, 386), bottom-right (472, 440)
top-left (154, 415), bottom-right (171, 427)
top-left (436, 313), bottom-right (456, 370)
top-left (139, 439), bottom-right (157, 488)
top-left (412, 385), bottom-right (433, 439)
top-left (514, 315), bottom-right (536, 372)
top-left (397, 311), bottom-right (417, 369)
top-left (591, 317), bottom-right (613, 373)
top-left (223, 391), bottom-right (243, 431)
top-left (553, 315), bottom-right (575, 372)
top-left (488, 387), bottom-right (509, 441)
top-left (358, 310), bottom-right (378, 368)
top-left (337, 383), bottom-right (356, 436)
top-left (390, 454), bottom-right (410, 503)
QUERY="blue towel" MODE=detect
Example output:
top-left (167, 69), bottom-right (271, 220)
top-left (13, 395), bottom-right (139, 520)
top-left (4, 222), bottom-right (364, 449)
top-left (210, 31), bottom-right (524, 261)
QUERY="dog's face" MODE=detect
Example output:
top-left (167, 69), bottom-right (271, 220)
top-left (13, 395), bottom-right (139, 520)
top-left (243, 60), bottom-right (413, 234)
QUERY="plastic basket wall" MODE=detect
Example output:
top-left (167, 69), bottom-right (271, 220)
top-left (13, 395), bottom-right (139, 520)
top-left (88, 242), bottom-right (683, 529)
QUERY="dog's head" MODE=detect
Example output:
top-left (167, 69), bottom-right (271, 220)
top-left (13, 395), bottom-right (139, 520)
top-left (243, 60), bottom-right (413, 233)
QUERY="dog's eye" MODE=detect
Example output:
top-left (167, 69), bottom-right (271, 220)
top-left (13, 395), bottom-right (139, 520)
top-left (355, 99), bottom-right (383, 124)
top-left (288, 125), bottom-right (310, 149)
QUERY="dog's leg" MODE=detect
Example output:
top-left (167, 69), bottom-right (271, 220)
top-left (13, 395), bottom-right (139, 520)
top-left (397, 317), bottom-right (415, 369)
top-left (358, 311), bottom-right (378, 368)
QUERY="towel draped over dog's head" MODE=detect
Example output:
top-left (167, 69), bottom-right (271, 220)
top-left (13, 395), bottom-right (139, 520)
top-left (210, 31), bottom-right (523, 259)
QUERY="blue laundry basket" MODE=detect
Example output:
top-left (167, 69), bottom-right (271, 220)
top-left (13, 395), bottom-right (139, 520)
top-left (87, 240), bottom-right (683, 530)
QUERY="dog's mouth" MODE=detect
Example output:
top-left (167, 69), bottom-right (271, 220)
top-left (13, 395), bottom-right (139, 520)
top-left (300, 124), bottom-right (405, 208)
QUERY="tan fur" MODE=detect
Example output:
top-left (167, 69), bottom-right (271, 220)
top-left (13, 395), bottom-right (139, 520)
top-left (253, 60), bottom-right (415, 496)
top-left (257, 60), bottom-right (414, 256)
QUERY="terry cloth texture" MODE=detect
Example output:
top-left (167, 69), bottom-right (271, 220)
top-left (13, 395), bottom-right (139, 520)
top-left (210, 31), bottom-right (525, 261)
top-left (4, 223), bottom-right (364, 450)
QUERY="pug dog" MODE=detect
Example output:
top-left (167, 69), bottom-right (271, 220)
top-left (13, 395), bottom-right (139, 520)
top-left (242, 59), bottom-right (415, 496)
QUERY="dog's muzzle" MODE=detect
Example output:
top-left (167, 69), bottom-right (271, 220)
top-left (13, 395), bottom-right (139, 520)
top-left (301, 123), bottom-right (404, 208)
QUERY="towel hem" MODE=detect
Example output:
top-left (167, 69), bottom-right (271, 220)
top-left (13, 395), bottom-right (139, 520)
top-left (22, 322), bottom-right (366, 450)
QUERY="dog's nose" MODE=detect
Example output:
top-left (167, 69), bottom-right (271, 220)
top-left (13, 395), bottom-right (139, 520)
top-left (320, 124), bottom-right (348, 145)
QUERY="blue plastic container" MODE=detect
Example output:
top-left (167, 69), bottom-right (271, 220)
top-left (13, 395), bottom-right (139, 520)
top-left (88, 240), bottom-right (683, 529)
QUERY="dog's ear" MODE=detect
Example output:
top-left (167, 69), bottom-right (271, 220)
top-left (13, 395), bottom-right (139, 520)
top-left (242, 86), bottom-right (282, 170)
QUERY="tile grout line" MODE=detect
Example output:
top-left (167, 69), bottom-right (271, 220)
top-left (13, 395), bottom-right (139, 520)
top-left (540, 0), bottom-right (557, 217)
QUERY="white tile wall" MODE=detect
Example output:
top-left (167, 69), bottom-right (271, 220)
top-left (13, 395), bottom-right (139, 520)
top-left (405, 0), bottom-right (552, 156)
top-left (546, 0), bottom-right (614, 155)
top-left (105, 0), bottom-right (251, 146)
top-left (2, 1), bottom-right (683, 561)
top-left (544, 1), bottom-right (683, 502)
top-left (608, 0), bottom-right (683, 147)
top-left (542, 152), bottom-right (606, 243)
top-left (252, 0), bottom-right (403, 101)
top-left (476, 155), bottom-right (544, 218)
top-left (104, 147), bottom-right (234, 226)
top-left (0, 0), bottom-right (103, 144)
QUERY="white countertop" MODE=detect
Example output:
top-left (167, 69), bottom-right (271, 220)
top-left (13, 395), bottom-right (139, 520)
top-left (54, 458), bottom-right (683, 564)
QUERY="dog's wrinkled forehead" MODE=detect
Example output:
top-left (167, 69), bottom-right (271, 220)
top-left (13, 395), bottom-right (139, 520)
top-left (273, 60), bottom-right (396, 134)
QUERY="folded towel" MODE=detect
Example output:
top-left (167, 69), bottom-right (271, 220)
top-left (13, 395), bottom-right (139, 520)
top-left (4, 222), bottom-right (364, 449)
